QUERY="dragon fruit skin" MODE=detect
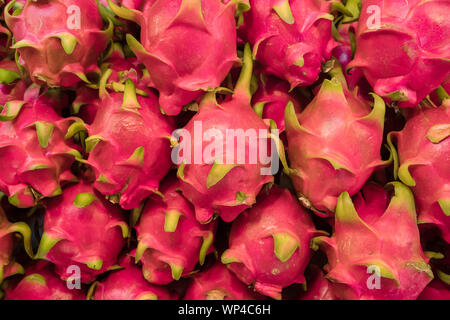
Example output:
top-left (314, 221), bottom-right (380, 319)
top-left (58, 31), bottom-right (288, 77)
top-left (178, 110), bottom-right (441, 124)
top-left (0, 204), bottom-right (32, 285)
top-left (312, 182), bottom-right (434, 300)
top-left (0, 59), bottom-right (28, 106)
top-left (34, 182), bottom-right (129, 283)
top-left (388, 103), bottom-right (450, 242)
top-left (108, 0), bottom-right (239, 116)
top-left (5, 0), bottom-right (112, 87)
top-left (239, 0), bottom-right (336, 88)
top-left (174, 44), bottom-right (273, 224)
top-left (221, 186), bottom-right (324, 300)
top-left (347, 0), bottom-right (450, 108)
top-left (418, 278), bottom-right (450, 300)
top-left (89, 254), bottom-right (175, 300)
top-left (184, 262), bottom-right (261, 300)
top-left (300, 268), bottom-right (335, 300)
top-left (0, 85), bottom-right (81, 208)
top-left (253, 75), bottom-right (302, 133)
top-left (135, 175), bottom-right (216, 285)
top-left (284, 68), bottom-right (387, 215)
top-left (69, 78), bottom-right (175, 210)
top-left (5, 262), bottom-right (85, 300)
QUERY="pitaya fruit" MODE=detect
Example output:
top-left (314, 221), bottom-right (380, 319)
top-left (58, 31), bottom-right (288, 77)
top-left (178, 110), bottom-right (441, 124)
top-left (135, 175), bottom-right (216, 285)
top-left (173, 44), bottom-right (274, 224)
top-left (0, 85), bottom-right (81, 208)
top-left (184, 262), bottom-right (260, 300)
top-left (284, 65), bottom-right (388, 215)
top-left (0, 58), bottom-right (28, 106)
top-left (300, 268), bottom-right (335, 300)
top-left (34, 182), bottom-right (129, 283)
top-left (253, 75), bottom-right (302, 133)
top-left (107, 0), bottom-right (240, 115)
top-left (0, 203), bottom-right (32, 285)
top-left (5, 0), bottom-right (112, 87)
top-left (239, 0), bottom-right (336, 88)
top-left (5, 261), bottom-right (85, 300)
top-left (311, 182), bottom-right (434, 300)
top-left (418, 275), bottom-right (450, 300)
top-left (388, 102), bottom-right (450, 242)
top-left (88, 253), bottom-right (175, 300)
top-left (221, 185), bottom-right (324, 300)
top-left (67, 77), bottom-right (175, 210)
top-left (347, 0), bottom-right (450, 108)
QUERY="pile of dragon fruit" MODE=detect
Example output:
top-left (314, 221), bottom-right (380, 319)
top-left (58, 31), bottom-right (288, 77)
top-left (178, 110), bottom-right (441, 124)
top-left (0, 0), bottom-right (448, 301)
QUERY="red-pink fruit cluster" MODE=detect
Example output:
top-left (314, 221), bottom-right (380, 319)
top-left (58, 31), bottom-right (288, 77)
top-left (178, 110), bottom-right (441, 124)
top-left (184, 262), bottom-right (261, 300)
top-left (35, 182), bottom-right (128, 283)
top-left (348, 0), bottom-right (450, 107)
top-left (284, 67), bottom-right (387, 215)
top-left (175, 44), bottom-right (273, 223)
top-left (389, 103), bottom-right (450, 242)
top-left (89, 254), bottom-right (175, 300)
top-left (135, 175), bottom-right (216, 284)
top-left (108, 0), bottom-right (239, 115)
top-left (0, 85), bottom-right (81, 208)
top-left (5, 0), bottom-right (112, 87)
top-left (222, 186), bottom-right (324, 300)
top-left (312, 182), bottom-right (433, 300)
top-left (240, 0), bottom-right (336, 88)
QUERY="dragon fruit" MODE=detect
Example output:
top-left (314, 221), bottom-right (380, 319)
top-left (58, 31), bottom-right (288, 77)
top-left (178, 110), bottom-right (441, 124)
top-left (0, 58), bottom-right (28, 106)
top-left (347, 0), bottom-right (450, 108)
top-left (0, 85), bottom-right (81, 208)
top-left (34, 181), bottom-right (128, 283)
top-left (88, 253), bottom-right (175, 300)
top-left (221, 185), bottom-right (324, 300)
top-left (388, 102), bottom-right (450, 242)
top-left (284, 65), bottom-right (388, 215)
top-left (173, 44), bottom-right (274, 224)
top-left (239, 0), bottom-right (336, 88)
top-left (300, 267), bottom-right (335, 300)
top-left (0, 203), bottom-right (32, 285)
top-left (184, 262), bottom-right (260, 300)
top-left (5, 261), bottom-right (85, 300)
top-left (253, 75), bottom-right (302, 133)
top-left (418, 277), bottom-right (450, 300)
top-left (67, 77), bottom-right (175, 210)
top-left (135, 174), bottom-right (216, 285)
top-left (107, 0), bottom-right (240, 115)
top-left (311, 182), bottom-right (434, 300)
top-left (5, 0), bottom-right (112, 87)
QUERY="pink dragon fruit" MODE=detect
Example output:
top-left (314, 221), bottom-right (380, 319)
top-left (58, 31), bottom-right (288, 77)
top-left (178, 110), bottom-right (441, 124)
top-left (0, 85), bottom-right (81, 208)
top-left (135, 175), bottom-right (216, 285)
top-left (239, 0), bottom-right (336, 88)
top-left (88, 253), bottom-right (175, 300)
top-left (34, 182), bottom-right (129, 283)
top-left (300, 267), bottom-right (335, 300)
top-left (5, 261), bottom-right (85, 300)
top-left (184, 262), bottom-right (261, 300)
top-left (67, 77), bottom-right (175, 210)
top-left (284, 65), bottom-right (388, 215)
top-left (0, 58), bottom-right (28, 106)
top-left (5, 0), bottom-right (112, 87)
top-left (311, 182), bottom-right (434, 300)
top-left (253, 75), bottom-right (302, 133)
top-left (0, 203), bottom-right (32, 285)
top-left (221, 186), bottom-right (324, 300)
top-left (107, 0), bottom-right (240, 115)
top-left (418, 276), bottom-right (450, 300)
top-left (173, 44), bottom-right (274, 224)
top-left (388, 102), bottom-right (450, 242)
top-left (347, 0), bottom-right (450, 108)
